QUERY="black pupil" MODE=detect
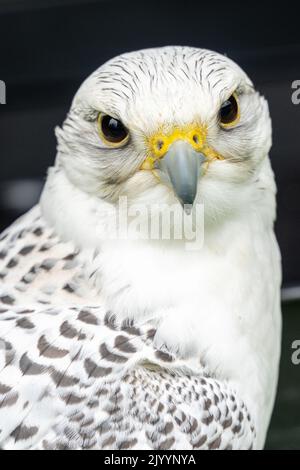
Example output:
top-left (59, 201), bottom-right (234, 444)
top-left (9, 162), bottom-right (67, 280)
top-left (220, 95), bottom-right (238, 124)
top-left (102, 115), bottom-right (128, 142)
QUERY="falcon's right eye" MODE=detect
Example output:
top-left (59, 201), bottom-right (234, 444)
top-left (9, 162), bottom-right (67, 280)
top-left (219, 93), bottom-right (240, 128)
top-left (98, 113), bottom-right (129, 147)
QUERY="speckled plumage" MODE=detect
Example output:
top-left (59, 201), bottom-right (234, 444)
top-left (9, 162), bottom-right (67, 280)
top-left (0, 46), bottom-right (281, 450)
top-left (0, 207), bottom-right (255, 449)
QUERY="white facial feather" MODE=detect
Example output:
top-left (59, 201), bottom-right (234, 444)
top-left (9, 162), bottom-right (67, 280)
top-left (54, 46), bottom-right (272, 225)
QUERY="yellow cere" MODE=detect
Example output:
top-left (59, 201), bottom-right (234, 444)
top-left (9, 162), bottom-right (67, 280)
top-left (140, 124), bottom-right (223, 170)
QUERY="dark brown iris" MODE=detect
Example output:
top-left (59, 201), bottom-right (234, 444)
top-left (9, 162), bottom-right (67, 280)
top-left (219, 94), bottom-right (239, 126)
top-left (100, 114), bottom-right (129, 144)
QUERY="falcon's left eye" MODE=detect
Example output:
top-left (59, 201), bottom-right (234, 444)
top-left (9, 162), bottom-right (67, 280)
top-left (98, 113), bottom-right (129, 147)
top-left (219, 93), bottom-right (240, 128)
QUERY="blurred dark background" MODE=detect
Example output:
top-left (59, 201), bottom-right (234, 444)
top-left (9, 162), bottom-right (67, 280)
top-left (0, 0), bottom-right (299, 449)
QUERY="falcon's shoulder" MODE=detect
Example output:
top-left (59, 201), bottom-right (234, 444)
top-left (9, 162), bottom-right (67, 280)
top-left (0, 206), bottom-right (88, 307)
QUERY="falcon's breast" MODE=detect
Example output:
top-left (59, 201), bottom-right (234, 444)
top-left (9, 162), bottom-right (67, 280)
top-left (0, 207), bottom-right (255, 450)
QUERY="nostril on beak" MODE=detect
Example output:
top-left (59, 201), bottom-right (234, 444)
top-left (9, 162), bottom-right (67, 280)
top-left (156, 140), bottom-right (164, 151)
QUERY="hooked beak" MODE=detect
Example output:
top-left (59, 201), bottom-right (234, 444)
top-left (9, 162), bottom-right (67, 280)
top-left (154, 140), bottom-right (206, 211)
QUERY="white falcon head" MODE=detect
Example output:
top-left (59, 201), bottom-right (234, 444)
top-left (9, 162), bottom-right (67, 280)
top-left (55, 46), bottom-right (273, 225)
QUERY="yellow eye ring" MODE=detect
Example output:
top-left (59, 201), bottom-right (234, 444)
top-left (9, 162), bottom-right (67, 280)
top-left (219, 92), bottom-right (240, 129)
top-left (97, 113), bottom-right (130, 147)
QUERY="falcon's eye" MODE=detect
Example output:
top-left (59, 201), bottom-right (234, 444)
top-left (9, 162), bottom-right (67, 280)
top-left (219, 94), bottom-right (240, 128)
top-left (98, 113), bottom-right (129, 147)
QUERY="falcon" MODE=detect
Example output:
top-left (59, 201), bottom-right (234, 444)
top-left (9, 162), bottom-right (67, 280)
top-left (0, 46), bottom-right (281, 450)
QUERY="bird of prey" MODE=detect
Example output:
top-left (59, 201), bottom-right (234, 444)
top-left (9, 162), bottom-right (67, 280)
top-left (0, 46), bottom-right (281, 450)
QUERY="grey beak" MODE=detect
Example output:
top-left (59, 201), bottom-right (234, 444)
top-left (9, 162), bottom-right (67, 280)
top-left (154, 140), bottom-right (206, 211)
